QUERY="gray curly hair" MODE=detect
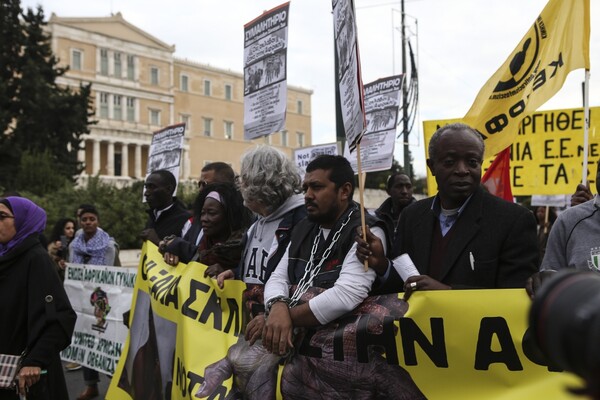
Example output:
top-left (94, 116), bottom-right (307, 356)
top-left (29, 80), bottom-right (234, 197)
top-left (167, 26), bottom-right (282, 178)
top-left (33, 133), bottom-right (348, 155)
top-left (240, 145), bottom-right (302, 214)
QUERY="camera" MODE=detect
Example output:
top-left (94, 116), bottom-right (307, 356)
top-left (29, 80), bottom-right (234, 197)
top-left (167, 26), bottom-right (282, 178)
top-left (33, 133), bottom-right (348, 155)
top-left (529, 270), bottom-right (600, 399)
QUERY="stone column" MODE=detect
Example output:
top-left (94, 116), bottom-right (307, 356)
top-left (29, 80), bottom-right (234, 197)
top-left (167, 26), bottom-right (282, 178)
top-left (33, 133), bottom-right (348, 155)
top-left (121, 143), bottom-right (129, 177)
top-left (107, 141), bottom-right (115, 176)
top-left (92, 140), bottom-right (101, 175)
top-left (134, 144), bottom-right (142, 178)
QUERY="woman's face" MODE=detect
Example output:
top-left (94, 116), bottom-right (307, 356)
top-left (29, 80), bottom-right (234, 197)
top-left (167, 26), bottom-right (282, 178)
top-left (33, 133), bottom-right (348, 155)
top-left (200, 198), bottom-right (227, 240)
top-left (63, 221), bottom-right (75, 239)
top-left (0, 204), bottom-right (16, 244)
top-left (80, 212), bottom-right (99, 237)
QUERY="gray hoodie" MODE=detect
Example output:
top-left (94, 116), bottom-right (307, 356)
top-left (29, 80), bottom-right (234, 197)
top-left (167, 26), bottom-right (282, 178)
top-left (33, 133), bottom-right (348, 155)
top-left (241, 194), bottom-right (305, 284)
top-left (541, 195), bottom-right (600, 271)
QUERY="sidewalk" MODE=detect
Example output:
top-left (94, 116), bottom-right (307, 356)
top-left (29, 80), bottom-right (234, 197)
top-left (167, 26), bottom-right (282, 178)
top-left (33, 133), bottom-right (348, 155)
top-left (64, 363), bottom-right (110, 400)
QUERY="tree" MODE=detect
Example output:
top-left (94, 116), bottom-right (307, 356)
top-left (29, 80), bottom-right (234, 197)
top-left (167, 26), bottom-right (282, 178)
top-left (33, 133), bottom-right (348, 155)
top-left (364, 158), bottom-right (404, 190)
top-left (0, 0), bottom-right (93, 192)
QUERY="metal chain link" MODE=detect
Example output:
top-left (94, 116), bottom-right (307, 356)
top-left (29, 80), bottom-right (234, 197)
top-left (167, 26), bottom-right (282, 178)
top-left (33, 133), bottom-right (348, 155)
top-left (289, 209), bottom-right (355, 307)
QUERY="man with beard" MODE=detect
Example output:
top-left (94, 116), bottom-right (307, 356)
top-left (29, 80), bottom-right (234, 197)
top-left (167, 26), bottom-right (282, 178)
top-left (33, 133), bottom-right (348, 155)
top-left (357, 123), bottom-right (538, 297)
top-left (375, 172), bottom-right (416, 255)
top-left (141, 169), bottom-right (191, 246)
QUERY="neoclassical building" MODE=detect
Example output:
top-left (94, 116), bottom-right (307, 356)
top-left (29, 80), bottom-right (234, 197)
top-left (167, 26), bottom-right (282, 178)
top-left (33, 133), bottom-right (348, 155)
top-left (47, 12), bottom-right (312, 184)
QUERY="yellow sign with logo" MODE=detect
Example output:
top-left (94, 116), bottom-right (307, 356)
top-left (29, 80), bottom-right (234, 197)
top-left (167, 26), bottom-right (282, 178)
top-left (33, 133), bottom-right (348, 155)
top-left (423, 107), bottom-right (599, 196)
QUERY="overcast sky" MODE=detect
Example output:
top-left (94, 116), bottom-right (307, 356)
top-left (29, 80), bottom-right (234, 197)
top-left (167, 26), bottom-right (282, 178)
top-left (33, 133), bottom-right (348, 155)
top-left (22, 0), bottom-right (599, 177)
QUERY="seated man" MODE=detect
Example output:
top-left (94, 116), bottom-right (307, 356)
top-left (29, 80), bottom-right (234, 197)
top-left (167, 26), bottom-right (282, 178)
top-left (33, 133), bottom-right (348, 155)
top-left (257, 155), bottom-right (388, 355)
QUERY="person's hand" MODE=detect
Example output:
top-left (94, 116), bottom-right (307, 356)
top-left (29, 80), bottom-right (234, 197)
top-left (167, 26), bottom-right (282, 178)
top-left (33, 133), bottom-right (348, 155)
top-left (216, 269), bottom-right (234, 289)
top-left (140, 228), bottom-right (161, 245)
top-left (263, 302), bottom-right (294, 355)
top-left (57, 259), bottom-right (67, 270)
top-left (17, 366), bottom-right (42, 395)
top-left (525, 270), bottom-right (557, 299)
top-left (571, 183), bottom-right (593, 206)
top-left (245, 314), bottom-right (266, 345)
top-left (355, 226), bottom-right (388, 275)
top-left (403, 275), bottom-right (451, 300)
top-left (205, 263), bottom-right (225, 279)
top-left (163, 252), bottom-right (179, 266)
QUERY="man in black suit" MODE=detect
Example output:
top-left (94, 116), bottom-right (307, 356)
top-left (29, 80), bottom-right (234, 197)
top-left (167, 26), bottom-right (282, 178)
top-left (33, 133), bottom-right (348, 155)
top-left (357, 123), bottom-right (539, 296)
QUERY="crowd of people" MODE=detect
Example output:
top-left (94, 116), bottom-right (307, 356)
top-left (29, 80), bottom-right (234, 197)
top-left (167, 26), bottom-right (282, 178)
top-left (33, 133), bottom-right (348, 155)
top-left (1, 122), bottom-right (598, 399)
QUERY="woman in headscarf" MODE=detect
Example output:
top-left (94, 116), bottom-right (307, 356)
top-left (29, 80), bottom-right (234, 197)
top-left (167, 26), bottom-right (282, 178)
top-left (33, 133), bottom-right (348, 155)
top-left (67, 205), bottom-right (119, 400)
top-left (0, 197), bottom-right (76, 400)
top-left (162, 182), bottom-right (252, 277)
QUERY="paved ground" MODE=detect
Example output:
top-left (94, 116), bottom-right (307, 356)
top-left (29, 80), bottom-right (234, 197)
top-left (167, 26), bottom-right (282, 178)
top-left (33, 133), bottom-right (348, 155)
top-left (63, 363), bottom-right (110, 400)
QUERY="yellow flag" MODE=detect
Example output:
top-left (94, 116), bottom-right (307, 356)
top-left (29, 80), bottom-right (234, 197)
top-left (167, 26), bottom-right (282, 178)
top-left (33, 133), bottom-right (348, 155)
top-left (463, 0), bottom-right (590, 158)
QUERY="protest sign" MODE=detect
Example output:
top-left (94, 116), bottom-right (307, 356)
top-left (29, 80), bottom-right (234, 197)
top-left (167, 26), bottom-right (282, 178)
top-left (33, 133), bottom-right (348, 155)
top-left (107, 244), bottom-right (581, 399)
top-left (344, 75), bottom-right (403, 172)
top-left (293, 142), bottom-right (340, 177)
top-left (243, 2), bottom-right (290, 140)
top-left (62, 264), bottom-right (136, 375)
top-left (333, 0), bottom-right (365, 151)
top-left (423, 107), bottom-right (599, 196)
top-left (146, 123), bottom-right (186, 182)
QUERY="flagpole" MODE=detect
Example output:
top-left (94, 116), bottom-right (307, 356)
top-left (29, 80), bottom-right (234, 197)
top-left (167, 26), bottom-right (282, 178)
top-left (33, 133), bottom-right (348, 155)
top-left (355, 142), bottom-right (369, 272)
top-left (582, 69), bottom-right (590, 185)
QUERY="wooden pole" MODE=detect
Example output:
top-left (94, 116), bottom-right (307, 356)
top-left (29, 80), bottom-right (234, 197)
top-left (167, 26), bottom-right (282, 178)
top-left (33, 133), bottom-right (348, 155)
top-left (356, 142), bottom-right (369, 272)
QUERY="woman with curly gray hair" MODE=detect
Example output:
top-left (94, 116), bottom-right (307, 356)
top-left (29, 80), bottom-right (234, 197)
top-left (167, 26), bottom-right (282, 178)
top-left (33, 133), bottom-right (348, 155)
top-left (218, 145), bottom-right (306, 321)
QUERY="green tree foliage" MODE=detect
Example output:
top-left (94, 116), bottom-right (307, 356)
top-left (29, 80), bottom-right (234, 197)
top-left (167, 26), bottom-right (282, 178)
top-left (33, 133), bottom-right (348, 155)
top-left (364, 158), bottom-right (404, 190)
top-left (16, 149), bottom-right (71, 196)
top-left (0, 0), bottom-right (93, 192)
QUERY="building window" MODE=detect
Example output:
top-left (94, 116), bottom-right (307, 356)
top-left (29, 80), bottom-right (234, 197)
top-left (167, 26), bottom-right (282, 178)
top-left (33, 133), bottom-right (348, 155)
top-left (114, 52), bottom-right (122, 78)
top-left (113, 95), bottom-right (122, 120)
top-left (126, 97), bottom-right (135, 122)
top-left (204, 80), bottom-right (211, 96)
top-left (71, 49), bottom-right (82, 71)
top-left (224, 121), bottom-right (233, 140)
top-left (127, 55), bottom-right (135, 80)
top-left (297, 132), bottom-right (304, 147)
top-left (100, 49), bottom-right (108, 75)
top-left (281, 130), bottom-right (288, 147)
top-left (203, 117), bottom-right (212, 136)
top-left (150, 109), bottom-right (161, 126)
top-left (225, 84), bottom-right (232, 100)
top-left (297, 100), bottom-right (303, 115)
top-left (264, 135), bottom-right (271, 144)
top-left (99, 93), bottom-right (109, 119)
top-left (114, 152), bottom-right (122, 176)
top-left (180, 74), bottom-right (189, 92)
top-left (150, 67), bottom-right (159, 85)
top-left (181, 114), bottom-right (191, 129)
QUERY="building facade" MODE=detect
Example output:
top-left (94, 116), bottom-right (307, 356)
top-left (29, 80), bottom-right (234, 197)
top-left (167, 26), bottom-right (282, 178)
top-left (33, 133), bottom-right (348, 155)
top-left (47, 12), bottom-right (312, 184)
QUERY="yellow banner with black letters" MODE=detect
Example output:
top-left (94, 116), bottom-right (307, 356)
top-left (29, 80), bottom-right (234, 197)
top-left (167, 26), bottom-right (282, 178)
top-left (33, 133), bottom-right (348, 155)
top-left (107, 243), bottom-right (581, 399)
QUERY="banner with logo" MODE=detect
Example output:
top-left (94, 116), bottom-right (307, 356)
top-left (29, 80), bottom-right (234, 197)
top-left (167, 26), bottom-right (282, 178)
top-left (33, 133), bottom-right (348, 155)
top-left (61, 264), bottom-right (137, 375)
top-left (344, 75), bottom-right (404, 173)
top-left (106, 244), bottom-right (583, 399)
top-left (463, 0), bottom-right (590, 158)
top-left (243, 2), bottom-right (290, 140)
top-left (423, 107), bottom-right (599, 196)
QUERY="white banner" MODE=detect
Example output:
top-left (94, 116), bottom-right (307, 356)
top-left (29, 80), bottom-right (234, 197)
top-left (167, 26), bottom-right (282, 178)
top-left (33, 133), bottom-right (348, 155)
top-left (61, 264), bottom-right (136, 375)
top-left (243, 2), bottom-right (290, 140)
top-left (293, 142), bottom-right (340, 177)
top-left (145, 123), bottom-right (186, 187)
top-left (333, 0), bottom-right (365, 151)
top-left (344, 75), bottom-right (403, 173)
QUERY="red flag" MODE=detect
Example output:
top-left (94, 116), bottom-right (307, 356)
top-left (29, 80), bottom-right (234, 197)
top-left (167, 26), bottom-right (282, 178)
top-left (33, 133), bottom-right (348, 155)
top-left (481, 147), bottom-right (513, 202)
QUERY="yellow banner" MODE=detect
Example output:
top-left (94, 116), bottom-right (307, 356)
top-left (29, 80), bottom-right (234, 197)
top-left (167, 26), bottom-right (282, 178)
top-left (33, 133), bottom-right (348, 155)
top-left (423, 107), bottom-right (600, 196)
top-left (108, 243), bottom-right (582, 399)
top-left (463, 0), bottom-right (590, 158)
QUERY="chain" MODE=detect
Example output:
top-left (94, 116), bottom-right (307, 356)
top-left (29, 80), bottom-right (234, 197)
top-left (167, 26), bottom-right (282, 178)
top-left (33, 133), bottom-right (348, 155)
top-left (289, 209), bottom-right (355, 307)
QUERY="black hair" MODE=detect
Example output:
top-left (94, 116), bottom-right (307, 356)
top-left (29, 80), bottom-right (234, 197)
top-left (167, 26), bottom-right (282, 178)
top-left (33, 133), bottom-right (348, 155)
top-left (150, 169), bottom-right (177, 192)
top-left (386, 172), bottom-right (411, 192)
top-left (79, 205), bottom-right (99, 219)
top-left (202, 162), bottom-right (235, 183)
top-left (306, 155), bottom-right (355, 197)
top-left (193, 182), bottom-right (252, 236)
top-left (49, 218), bottom-right (76, 242)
